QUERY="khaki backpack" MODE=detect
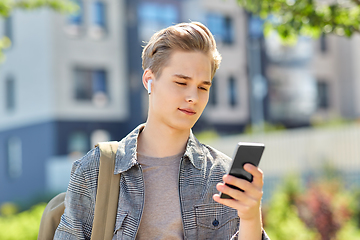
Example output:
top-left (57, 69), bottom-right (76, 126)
top-left (38, 142), bottom-right (120, 240)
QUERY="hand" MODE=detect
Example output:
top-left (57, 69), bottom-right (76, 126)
top-left (213, 163), bottom-right (264, 221)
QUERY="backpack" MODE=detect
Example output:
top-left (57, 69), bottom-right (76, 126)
top-left (38, 141), bottom-right (120, 240)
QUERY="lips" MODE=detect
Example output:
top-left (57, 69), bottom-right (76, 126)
top-left (178, 108), bottom-right (196, 115)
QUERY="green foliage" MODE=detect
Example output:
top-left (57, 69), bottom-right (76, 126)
top-left (244, 122), bottom-right (286, 134)
top-left (265, 191), bottom-right (319, 240)
top-left (264, 172), bottom-right (360, 240)
top-left (337, 220), bottom-right (360, 240)
top-left (194, 129), bottom-right (220, 142)
top-left (311, 116), bottom-right (353, 129)
top-left (0, 203), bottom-right (46, 240)
top-left (296, 180), bottom-right (353, 240)
top-left (237, 0), bottom-right (360, 41)
top-left (0, 0), bottom-right (77, 17)
top-left (264, 175), bottom-right (319, 240)
top-left (0, 202), bottom-right (19, 217)
top-left (0, 36), bottom-right (11, 63)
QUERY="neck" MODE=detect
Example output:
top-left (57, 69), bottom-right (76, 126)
top-left (137, 121), bottom-right (190, 158)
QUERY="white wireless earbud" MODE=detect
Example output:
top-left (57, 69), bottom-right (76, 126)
top-left (148, 79), bottom-right (153, 94)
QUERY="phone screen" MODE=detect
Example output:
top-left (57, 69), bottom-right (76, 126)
top-left (220, 142), bottom-right (265, 199)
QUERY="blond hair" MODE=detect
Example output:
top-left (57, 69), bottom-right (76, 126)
top-left (142, 22), bottom-right (222, 79)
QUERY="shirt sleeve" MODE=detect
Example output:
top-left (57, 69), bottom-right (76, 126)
top-left (53, 151), bottom-right (97, 240)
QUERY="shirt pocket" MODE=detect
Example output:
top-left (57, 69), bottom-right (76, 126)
top-left (113, 212), bottom-right (128, 240)
top-left (194, 203), bottom-right (239, 240)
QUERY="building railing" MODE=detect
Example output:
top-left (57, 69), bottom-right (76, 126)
top-left (203, 123), bottom-right (360, 201)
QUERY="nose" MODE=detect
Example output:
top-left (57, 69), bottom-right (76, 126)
top-left (185, 87), bottom-right (199, 103)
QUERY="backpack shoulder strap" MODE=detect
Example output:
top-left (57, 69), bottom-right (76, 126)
top-left (91, 141), bottom-right (120, 240)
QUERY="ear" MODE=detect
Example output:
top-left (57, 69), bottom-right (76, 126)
top-left (142, 69), bottom-right (155, 93)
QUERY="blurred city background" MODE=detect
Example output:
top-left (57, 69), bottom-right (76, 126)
top-left (1, 0), bottom-right (360, 239)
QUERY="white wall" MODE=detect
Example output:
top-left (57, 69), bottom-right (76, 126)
top-left (0, 9), bottom-right (54, 131)
top-left (51, 0), bottom-right (129, 122)
top-left (311, 35), bottom-right (341, 119)
top-left (351, 34), bottom-right (360, 118)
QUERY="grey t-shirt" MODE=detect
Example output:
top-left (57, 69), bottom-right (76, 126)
top-left (135, 152), bottom-right (184, 240)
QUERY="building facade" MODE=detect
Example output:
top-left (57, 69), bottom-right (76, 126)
top-left (0, 0), bottom-right (129, 204)
top-left (311, 34), bottom-right (360, 121)
top-left (265, 32), bottom-right (360, 126)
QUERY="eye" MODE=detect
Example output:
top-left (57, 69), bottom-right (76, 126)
top-left (199, 86), bottom-right (209, 91)
top-left (175, 82), bottom-right (187, 86)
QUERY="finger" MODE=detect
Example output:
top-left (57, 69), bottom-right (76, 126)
top-left (222, 174), bottom-right (261, 196)
top-left (214, 193), bottom-right (262, 221)
top-left (213, 193), bottom-right (259, 215)
top-left (213, 193), bottom-right (247, 209)
top-left (216, 181), bottom-right (246, 200)
top-left (218, 179), bottom-right (262, 202)
top-left (243, 164), bottom-right (264, 189)
top-left (222, 174), bottom-right (252, 192)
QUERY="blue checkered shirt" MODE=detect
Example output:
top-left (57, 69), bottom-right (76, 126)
top-left (54, 125), bottom-right (270, 240)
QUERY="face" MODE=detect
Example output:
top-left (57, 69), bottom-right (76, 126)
top-left (146, 50), bottom-right (212, 132)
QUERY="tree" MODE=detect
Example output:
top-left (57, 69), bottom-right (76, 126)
top-left (0, 0), bottom-right (76, 62)
top-left (237, 0), bottom-right (360, 42)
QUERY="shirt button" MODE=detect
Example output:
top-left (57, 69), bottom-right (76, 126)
top-left (212, 219), bottom-right (219, 227)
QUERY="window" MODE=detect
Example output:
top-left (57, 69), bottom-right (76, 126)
top-left (224, 17), bottom-right (234, 44)
top-left (207, 14), bottom-right (234, 45)
top-left (138, 3), bottom-right (178, 41)
top-left (7, 137), bottom-right (22, 179)
top-left (89, 1), bottom-right (107, 39)
top-left (317, 81), bottom-right (329, 109)
top-left (4, 16), bottom-right (13, 43)
top-left (65, 0), bottom-right (109, 38)
top-left (248, 15), bottom-right (264, 39)
top-left (75, 68), bottom-right (109, 106)
top-left (228, 76), bottom-right (237, 107)
top-left (209, 77), bottom-right (217, 106)
top-left (320, 34), bottom-right (327, 53)
top-left (68, 0), bottom-right (83, 25)
top-left (92, 1), bottom-right (106, 27)
top-left (5, 76), bottom-right (15, 112)
top-left (68, 131), bottom-right (88, 154)
top-left (66, 0), bottom-right (83, 36)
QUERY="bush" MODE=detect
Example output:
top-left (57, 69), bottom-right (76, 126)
top-left (0, 203), bottom-right (46, 240)
top-left (0, 202), bottom-right (19, 217)
top-left (264, 176), bottom-right (319, 240)
top-left (264, 174), bottom-right (360, 240)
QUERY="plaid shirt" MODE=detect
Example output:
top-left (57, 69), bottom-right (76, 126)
top-left (54, 125), bottom-right (270, 240)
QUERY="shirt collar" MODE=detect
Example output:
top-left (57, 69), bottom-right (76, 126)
top-left (183, 129), bottom-right (204, 170)
top-left (113, 124), bottom-right (143, 174)
top-left (114, 124), bottom-right (204, 174)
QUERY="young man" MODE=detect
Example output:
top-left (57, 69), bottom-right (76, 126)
top-left (54, 22), bottom-right (270, 240)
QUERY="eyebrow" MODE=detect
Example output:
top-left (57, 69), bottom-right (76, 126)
top-left (173, 74), bottom-right (212, 86)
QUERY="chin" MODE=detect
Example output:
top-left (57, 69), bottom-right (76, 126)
top-left (169, 120), bottom-right (196, 132)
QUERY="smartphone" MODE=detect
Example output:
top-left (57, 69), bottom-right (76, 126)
top-left (220, 142), bottom-right (265, 199)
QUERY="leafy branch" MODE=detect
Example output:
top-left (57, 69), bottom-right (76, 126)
top-left (237, 0), bottom-right (360, 41)
top-left (0, 0), bottom-right (77, 62)
top-left (0, 0), bottom-right (77, 17)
